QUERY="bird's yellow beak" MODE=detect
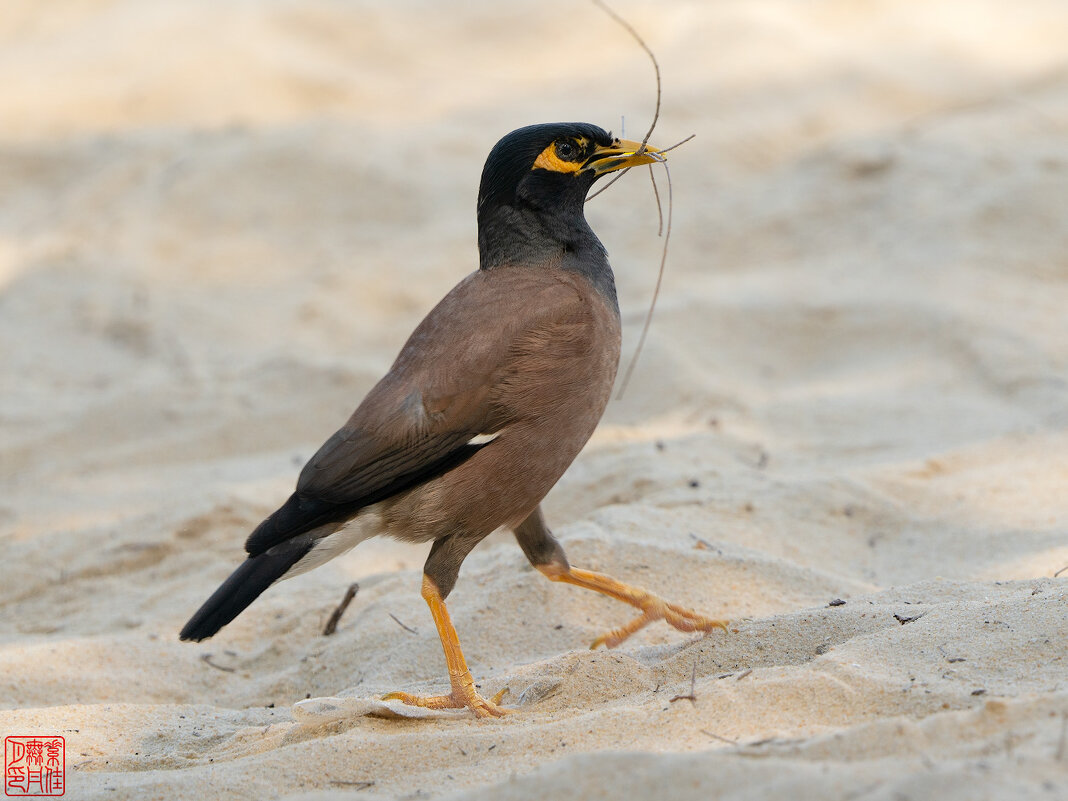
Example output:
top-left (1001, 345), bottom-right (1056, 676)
top-left (584, 138), bottom-right (665, 175)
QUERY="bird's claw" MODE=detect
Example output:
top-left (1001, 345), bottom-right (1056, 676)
top-left (590, 597), bottom-right (729, 649)
top-left (382, 685), bottom-right (511, 718)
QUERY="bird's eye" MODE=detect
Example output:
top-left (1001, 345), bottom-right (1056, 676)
top-left (555, 140), bottom-right (577, 161)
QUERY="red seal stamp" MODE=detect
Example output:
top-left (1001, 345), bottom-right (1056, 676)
top-left (4, 737), bottom-right (64, 797)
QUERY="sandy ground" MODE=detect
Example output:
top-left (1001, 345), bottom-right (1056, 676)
top-left (2, 1), bottom-right (1067, 799)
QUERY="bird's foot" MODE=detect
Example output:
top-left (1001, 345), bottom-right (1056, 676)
top-left (382, 683), bottom-right (510, 718)
top-left (591, 595), bottom-right (729, 650)
top-left (392, 575), bottom-right (513, 718)
top-left (538, 564), bottom-right (729, 649)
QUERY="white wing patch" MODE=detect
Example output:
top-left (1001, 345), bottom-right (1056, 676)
top-left (467, 431), bottom-right (501, 446)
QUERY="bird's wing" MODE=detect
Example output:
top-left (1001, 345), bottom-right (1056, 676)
top-left (244, 269), bottom-right (585, 556)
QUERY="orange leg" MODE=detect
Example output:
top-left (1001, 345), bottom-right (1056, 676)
top-left (539, 564), bottom-right (729, 649)
top-left (383, 575), bottom-right (510, 718)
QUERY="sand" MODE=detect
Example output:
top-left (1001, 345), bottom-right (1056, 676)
top-left (1, 0), bottom-right (1066, 798)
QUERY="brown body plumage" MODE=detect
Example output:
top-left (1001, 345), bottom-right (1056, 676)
top-left (371, 268), bottom-right (620, 551)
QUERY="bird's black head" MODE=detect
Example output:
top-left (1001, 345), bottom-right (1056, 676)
top-left (476, 122), bottom-right (662, 272)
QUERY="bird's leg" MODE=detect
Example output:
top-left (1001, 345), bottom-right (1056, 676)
top-left (384, 533), bottom-right (510, 718)
top-left (515, 506), bottom-right (728, 650)
top-left (383, 575), bottom-right (509, 718)
top-left (537, 563), bottom-right (729, 648)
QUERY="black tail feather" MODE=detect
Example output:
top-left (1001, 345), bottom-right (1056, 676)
top-left (179, 542), bottom-right (313, 642)
top-left (244, 493), bottom-right (347, 558)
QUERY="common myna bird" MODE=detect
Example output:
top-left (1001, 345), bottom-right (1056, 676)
top-left (180, 122), bottom-right (727, 717)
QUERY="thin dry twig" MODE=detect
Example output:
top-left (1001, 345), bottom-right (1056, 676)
top-left (669, 657), bottom-right (699, 704)
top-left (585, 0), bottom-right (660, 206)
top-left (329, 780), bottom-right (375, 791)
top-left (1053, 564), bottom-right (1068, 578)
top-left (700, 729), bottom-right (739, 746)
top-left (322, 582), bottom-right (359, 636)
top-left (617, 160), bottom-right (674, 398)
top-left (659, 133), bottom-right (696, 154)
top-left (388, 612), bottom-right (418, 635)
top-left (587, 133), bottom-right (693, 203)
top-left (591, 0), bottom-right (660, 151)
top-left (586, 0), bottom-right (693, 399)
top-left (585, 167), bottom-right (627, 202)
top-left (648, 165), bottom-right (663, 236)
top-left (200, 653), bottom-right (235, 673)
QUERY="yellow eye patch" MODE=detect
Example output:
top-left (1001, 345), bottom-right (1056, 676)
top-left (532, 137), bottom-right (589, 173)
